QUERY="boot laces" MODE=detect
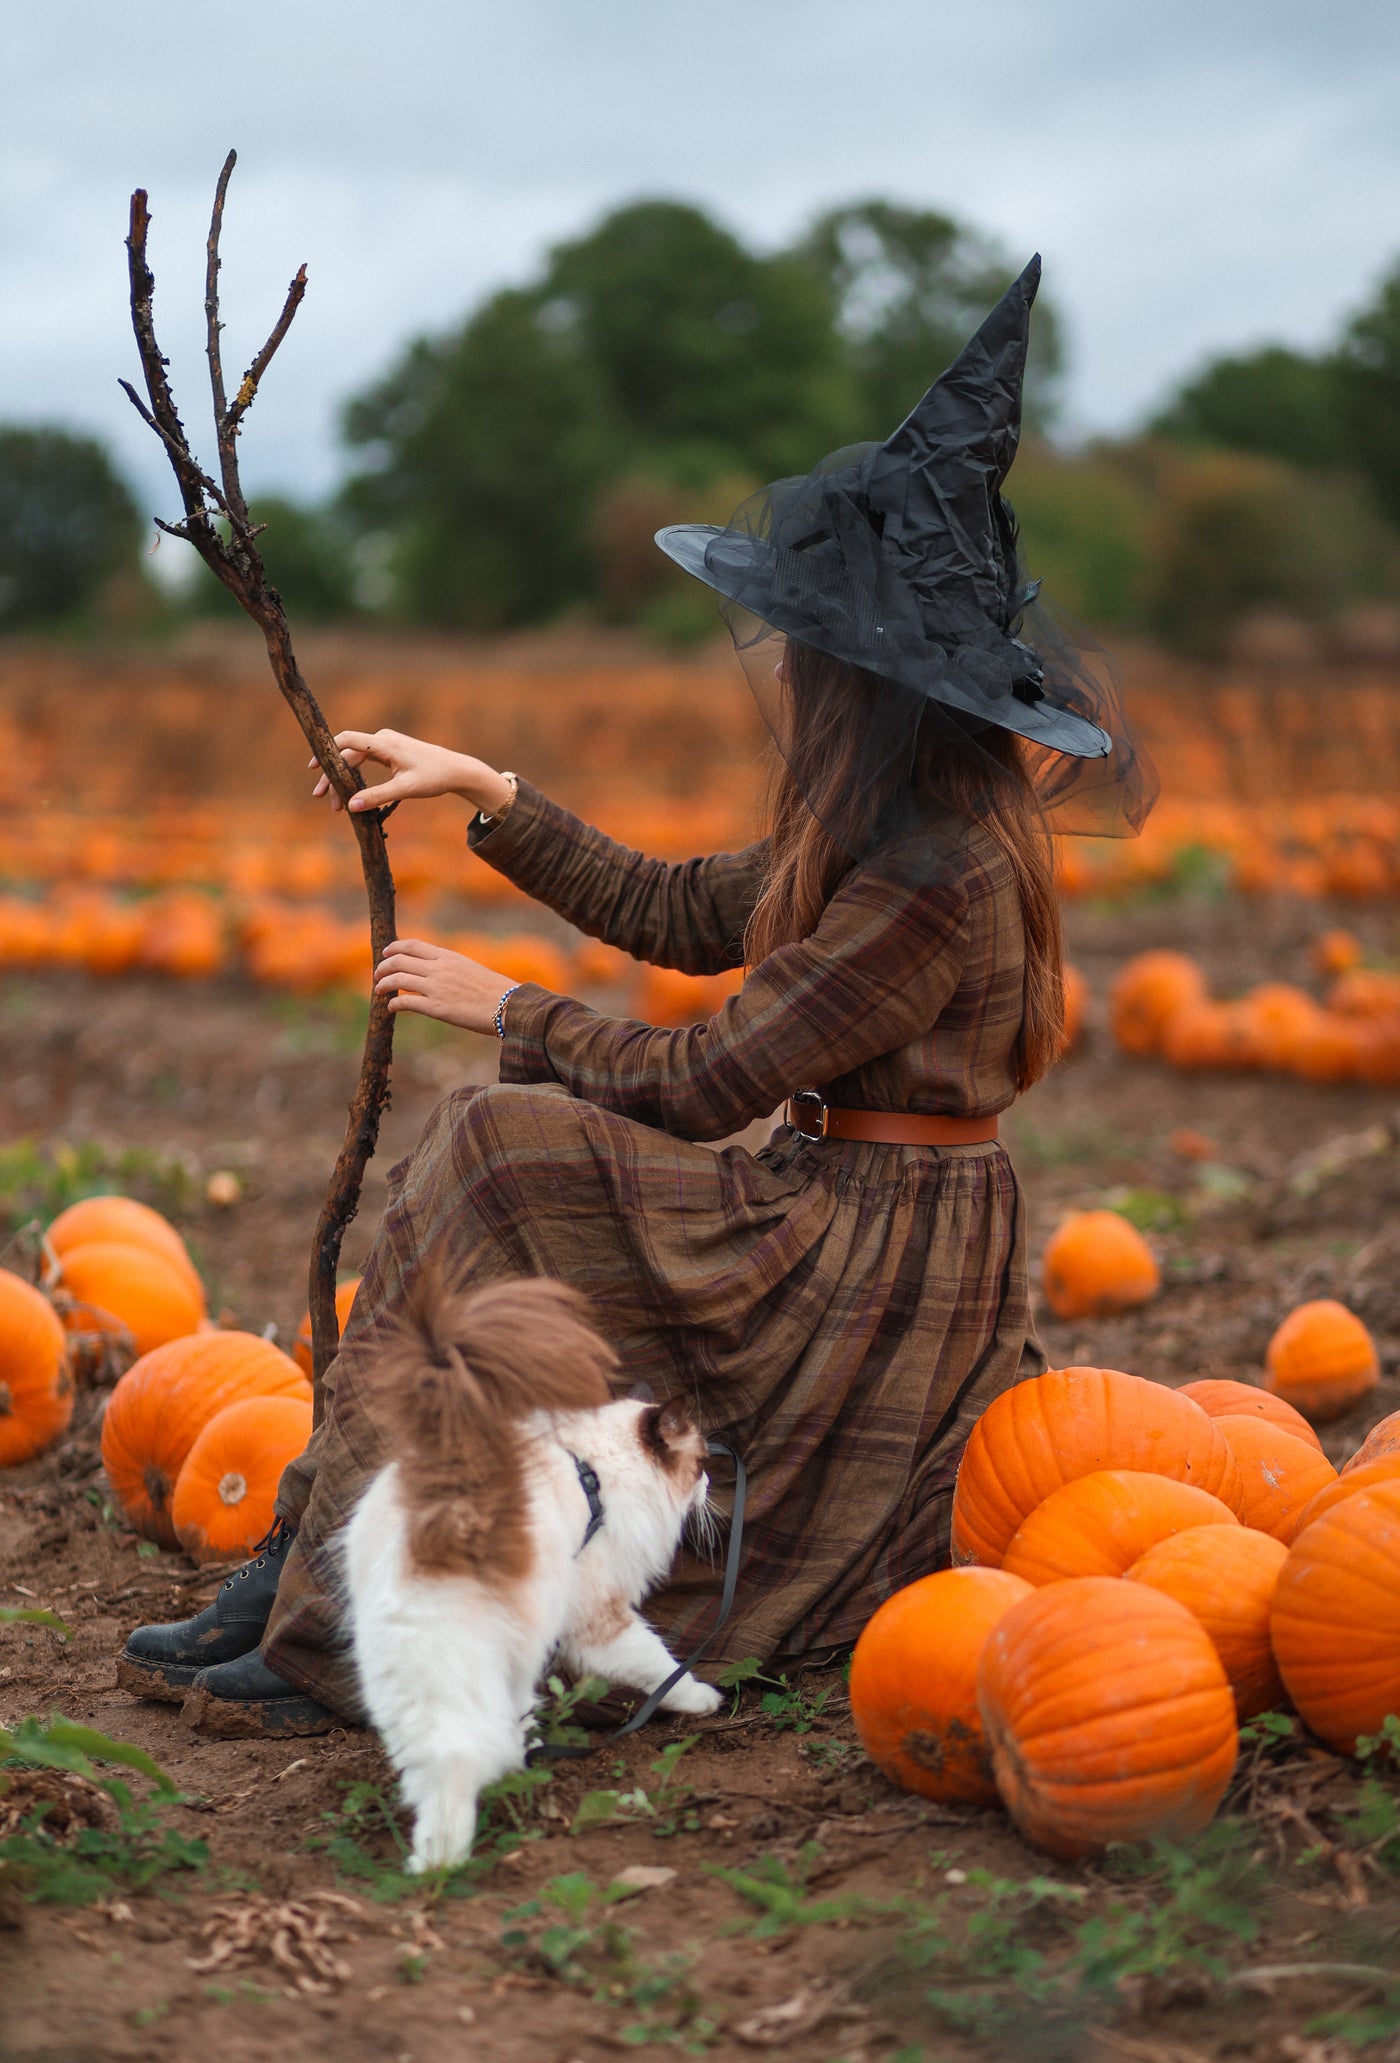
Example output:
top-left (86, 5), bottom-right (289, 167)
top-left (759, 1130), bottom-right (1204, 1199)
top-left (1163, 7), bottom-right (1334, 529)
top-left (222, 1516), bottom-right (296, 1591)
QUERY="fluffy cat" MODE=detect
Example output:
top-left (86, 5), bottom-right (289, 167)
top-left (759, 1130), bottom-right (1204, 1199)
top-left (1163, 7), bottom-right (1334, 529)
top-left (342, 1272), bottom-right (722, 1872)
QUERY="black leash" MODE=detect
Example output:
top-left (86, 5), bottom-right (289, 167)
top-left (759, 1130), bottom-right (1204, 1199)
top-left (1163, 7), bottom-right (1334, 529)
top-left (527, 1436), bottom-right (747, 1764)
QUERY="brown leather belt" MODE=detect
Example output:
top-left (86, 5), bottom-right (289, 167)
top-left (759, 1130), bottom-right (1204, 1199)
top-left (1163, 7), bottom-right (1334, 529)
top-left (784, 1090), bottom-right (999, 1146)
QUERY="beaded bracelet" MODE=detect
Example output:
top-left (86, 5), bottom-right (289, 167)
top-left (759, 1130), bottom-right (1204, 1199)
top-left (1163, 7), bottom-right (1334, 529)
top-left (494, 983), bottom-right (522, 1039)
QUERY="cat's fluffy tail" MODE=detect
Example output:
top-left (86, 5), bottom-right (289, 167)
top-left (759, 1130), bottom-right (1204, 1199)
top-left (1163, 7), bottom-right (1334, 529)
top-left (366, 1270), bottom-right (618, 1578)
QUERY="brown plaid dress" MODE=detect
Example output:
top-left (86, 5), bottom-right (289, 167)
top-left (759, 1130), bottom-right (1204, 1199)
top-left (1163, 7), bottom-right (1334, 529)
top-left (263, 780), bottom-right (1045, 1717)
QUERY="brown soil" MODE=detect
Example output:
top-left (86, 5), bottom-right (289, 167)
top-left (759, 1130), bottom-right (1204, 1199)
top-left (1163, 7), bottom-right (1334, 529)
top-left (5, 888), bottom-right (1400, 2062)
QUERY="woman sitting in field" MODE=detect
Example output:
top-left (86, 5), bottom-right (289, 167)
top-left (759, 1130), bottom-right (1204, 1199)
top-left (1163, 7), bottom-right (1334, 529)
top-left (122, 257), bottom-right (1150, 1732)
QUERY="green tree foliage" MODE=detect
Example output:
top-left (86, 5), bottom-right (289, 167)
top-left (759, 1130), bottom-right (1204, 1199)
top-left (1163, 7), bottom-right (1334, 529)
top-left (341, 198), bottom-right (1059, 631)
top-left (1336, 259), bottom-right (1400, 525)
top-left (1149, 345), bottom-right (1346, 472)
top-left (186, 496), bottom-right (358, 623)
top-left (0, 426), bottom-right (141, 627)
top-left (798, 200), bottom-right (1064, 437)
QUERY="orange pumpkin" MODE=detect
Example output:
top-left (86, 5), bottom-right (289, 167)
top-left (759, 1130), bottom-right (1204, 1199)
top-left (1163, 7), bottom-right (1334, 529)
top-left (1126, 1524), bottom-right (1288, 1719)
top-left (1245, 983), bottom-right (1323, 1071)
top-left (171, 1395), bottom-right (313, 1563)
top-left (1292, 1456), bottom-right (1400, 1537)
top-left (1264, 1301), bottom-right (1379, 1422)
top-left (1001, 1470), bottom-right (1238, 1585)
top-left (1345, 1410), bottom-right (1400, 1473)
top-left (1108, 951), bottom-right (1208, 1057)
top-left (977, 1577), bottom-right (1237, 1860)
top-left (52, 1241), bottom-right (206, 1361)
top-left (1284, 1011), bottom-right (1367, 1086)
top-left (951, 1366), bottom-right (1244, 1567)
top-left (1327, 968), bottom-right (1400, 1019)
top-left (1271, 1481), bottom-right (1400, 1752)
top-left (1161, 999), bottom-right (1261, 1072)
top-left (848, 1568), bottom-right (1032, 1804)
top-left (0, 1269), bottom-right (74, 1466)
top-left (1040, 1211), bottom-right (1160, 1321)
top-left (293, 1278), bottom-right (363, 1378)
top-left (101, 1331), bottom-right (310, 1547)
top-left (1310, 930), bottom-right (1363, 978)
top-left (1212, 1415), bottom-right (1337, 1543)
top-left (1178, 1378), bottom-right (1323, 1452)
top-left (46, 1195), bottom-right (202, 1303)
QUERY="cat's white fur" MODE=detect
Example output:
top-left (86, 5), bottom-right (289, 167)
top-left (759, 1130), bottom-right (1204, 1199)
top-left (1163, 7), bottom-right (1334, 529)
top-left (343, 1398), bottom-right (722, 1872)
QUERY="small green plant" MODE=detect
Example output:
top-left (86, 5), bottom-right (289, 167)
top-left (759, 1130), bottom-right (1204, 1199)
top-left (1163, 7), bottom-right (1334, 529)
top-left (0, 1607), bottom-right (70, 1636)
top-left (0, 1137), bottom-right (193, 1236)
top-left (310, 1764), bottom-right (557, 1900)
top-left (756, 1674), bottom-right (833, 1734)
top-left (572, 1736), bottom-right (700, 1837)
top-left (710, 1845), bottom-right (881, 1940)
top-left (528, 1673), bottom-right (611, 1753)
top-left (500, 1871), bottom-right (717, 2050)
top-left (1, 1715), bottom-right (205, 1908)
top-left (1355, 1714), bottom-right (1400, 1765)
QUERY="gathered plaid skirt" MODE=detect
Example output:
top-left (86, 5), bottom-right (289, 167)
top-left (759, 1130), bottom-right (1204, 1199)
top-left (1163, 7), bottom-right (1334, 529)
top-left (262, 1082), bottom-right (1042, 1719)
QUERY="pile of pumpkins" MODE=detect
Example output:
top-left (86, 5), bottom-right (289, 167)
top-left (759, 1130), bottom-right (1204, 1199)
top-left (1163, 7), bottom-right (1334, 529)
top-left (1108, 939), bottom-right (1400, 1087)
top-left (851, 1321), bottom-right (1398, 1863)
top-left (0, 1196), bottom-right (354, 1563)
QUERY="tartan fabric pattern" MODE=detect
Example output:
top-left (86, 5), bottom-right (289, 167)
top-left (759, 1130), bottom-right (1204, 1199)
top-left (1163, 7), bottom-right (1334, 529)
top-left (262, 782), bottom-right (1043, 1718)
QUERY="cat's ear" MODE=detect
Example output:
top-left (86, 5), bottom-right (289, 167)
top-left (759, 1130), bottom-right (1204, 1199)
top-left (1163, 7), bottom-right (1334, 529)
top-left (641, 1395), bottom-right (695, 1456)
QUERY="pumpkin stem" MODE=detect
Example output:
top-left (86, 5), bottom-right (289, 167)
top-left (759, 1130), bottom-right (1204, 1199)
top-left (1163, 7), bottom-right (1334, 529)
top-left (218, 1471), bottom-right (248, 1508)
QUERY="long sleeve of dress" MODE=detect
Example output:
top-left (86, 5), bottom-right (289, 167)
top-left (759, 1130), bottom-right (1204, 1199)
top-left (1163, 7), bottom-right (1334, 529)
top-left (468, 777), bottom-right (765, 976)
top-left (497, 852), bottom-right (974, 1141)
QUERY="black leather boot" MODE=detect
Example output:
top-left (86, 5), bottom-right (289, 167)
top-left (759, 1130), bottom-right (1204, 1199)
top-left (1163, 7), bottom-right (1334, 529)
top-left (117, 1519), bottom-right (297, 1702)
top-left (181, 1649), bottom-right (340, 1737)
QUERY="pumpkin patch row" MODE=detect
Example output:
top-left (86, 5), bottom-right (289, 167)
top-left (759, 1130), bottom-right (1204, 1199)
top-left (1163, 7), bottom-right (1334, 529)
top-left (1108, 946), bottom-right (1400, 1085)
top-left (851, 1364), bottom-right (1400, 1861)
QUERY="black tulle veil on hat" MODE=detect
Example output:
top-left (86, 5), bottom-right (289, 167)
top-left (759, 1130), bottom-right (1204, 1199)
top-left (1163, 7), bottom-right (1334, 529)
top-left (656, 255), bottom-right (1156, 876)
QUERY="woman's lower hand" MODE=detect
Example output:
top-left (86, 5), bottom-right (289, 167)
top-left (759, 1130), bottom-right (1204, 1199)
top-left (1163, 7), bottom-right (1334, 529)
top-left (309, 730), bottom-right (512, 817)
top-left (374, 939), bottom-right (516, 1035)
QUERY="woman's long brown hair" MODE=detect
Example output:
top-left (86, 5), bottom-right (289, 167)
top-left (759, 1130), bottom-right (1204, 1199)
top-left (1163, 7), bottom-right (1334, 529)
top-left (744, 641), bottom-right (1065, 1091)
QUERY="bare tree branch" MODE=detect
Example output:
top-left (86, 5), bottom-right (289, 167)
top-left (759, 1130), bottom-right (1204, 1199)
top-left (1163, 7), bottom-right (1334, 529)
top-left (122, 162), bottom-right (398, 1409)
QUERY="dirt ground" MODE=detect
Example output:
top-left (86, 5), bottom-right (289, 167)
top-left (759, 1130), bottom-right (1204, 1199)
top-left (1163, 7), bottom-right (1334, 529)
top-left (5, 887), bottom-right (1400, 2062)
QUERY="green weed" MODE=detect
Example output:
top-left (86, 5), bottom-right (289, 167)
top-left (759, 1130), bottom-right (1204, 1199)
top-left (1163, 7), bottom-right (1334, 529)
top-left (572, 1736), bottom-right (700, 1837)
top-left (0, 1137), bottom-right (193, 1236)
top-left (757, 1675), bottom-right (834, 1734)
top-left (309, 1765), bottom-right (558, 1901)
top-left (528, 1672), bottom-right (611, 1754)
top-left (500, 1871), bottom-right (717, 2050)
top-left (709, 1844), bottom-right (880, 1940)
top-left (0, 1606), bottom-right (70, 1636)
top-left (1, 1714), bottom-right (204, 1908)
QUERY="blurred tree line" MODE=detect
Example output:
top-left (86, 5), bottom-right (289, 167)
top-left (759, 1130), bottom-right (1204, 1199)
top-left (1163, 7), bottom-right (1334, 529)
top-left (4, 195), bottom-right (1400, 656)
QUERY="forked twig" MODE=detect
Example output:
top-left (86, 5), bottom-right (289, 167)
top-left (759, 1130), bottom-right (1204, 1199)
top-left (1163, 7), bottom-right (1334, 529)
top-left (121, 150), bottom-right (397, 1411)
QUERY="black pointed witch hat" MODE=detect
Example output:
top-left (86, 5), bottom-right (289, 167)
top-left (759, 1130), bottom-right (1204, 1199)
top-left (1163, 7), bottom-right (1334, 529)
top-left (656, 255), bottom-right (1110, 760)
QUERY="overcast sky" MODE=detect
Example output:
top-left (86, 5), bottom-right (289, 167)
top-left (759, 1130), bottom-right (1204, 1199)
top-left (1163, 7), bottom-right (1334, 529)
top-left (6, 0), bottom-right (1400, 524)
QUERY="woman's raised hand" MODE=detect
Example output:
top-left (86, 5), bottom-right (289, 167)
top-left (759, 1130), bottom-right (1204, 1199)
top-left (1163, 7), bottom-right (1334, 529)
top-left (374, 939), bottom-right (517, 1035)
top-left (309, 729), bottom-right (513, 817)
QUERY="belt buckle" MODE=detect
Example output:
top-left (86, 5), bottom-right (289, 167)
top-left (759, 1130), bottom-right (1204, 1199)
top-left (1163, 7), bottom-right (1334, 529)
top-left (789, 1088), bottom-right (829, 1141)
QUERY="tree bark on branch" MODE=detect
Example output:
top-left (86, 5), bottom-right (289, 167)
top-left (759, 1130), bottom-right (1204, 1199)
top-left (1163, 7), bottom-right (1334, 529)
top-left (121, 151), bottom-right (396, 1416)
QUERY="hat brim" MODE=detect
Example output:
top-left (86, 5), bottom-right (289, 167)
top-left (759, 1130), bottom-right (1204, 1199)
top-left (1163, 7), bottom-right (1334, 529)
top-left (656, 523), bottom-right (1112, 762)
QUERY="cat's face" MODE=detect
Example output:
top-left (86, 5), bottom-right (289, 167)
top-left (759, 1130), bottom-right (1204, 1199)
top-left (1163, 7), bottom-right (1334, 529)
top-left (637, 1395), bottom-right (710, 1515)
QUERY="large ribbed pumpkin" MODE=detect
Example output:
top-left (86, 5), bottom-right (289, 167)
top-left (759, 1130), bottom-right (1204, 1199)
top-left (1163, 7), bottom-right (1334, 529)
top-left (951, 1367), bottom-right (1244, 1568)
top-left (101, 1332), bottom-right (309, 1547)
top-left (1178, 1378), bottom-right (1322, 1452)
top-left (0, 1269), bottom-right (74, 1466)
top-left (54, 1242), bottom-right (205, 1360)
top-left (171, 1395), bottom-right (313, 1563)
top-left (1212, 1415), bottom-right (1337, 1543)
top-left (1264, 1301), bottom-right (1379, 1423)
top-left (1001, 1471), bottom-right (1238, 1585)
top-left (1294, 1456), bottom-right (1400, 1537)
top-left (849, 1568), bottom-right (1032, 1805)
top-left (1041, 1211), bottom-right (1160, 1321)
top-left (1126, 1525), bottom-right (1288, 1719)
top-left (1271, 1482), bottom-right (1400, 1752)
top-left (46, 1196), bottom-right (201, 1303)
top-left (1344, 1410), bottom-right (1400, 1473)
top-left (977, 1578), bottom-right (1237, 1860)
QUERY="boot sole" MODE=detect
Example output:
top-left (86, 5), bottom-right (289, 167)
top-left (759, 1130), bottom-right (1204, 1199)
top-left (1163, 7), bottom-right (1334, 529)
top-left (117, 1650), bottom-right (209, 1702)
top-left (180, 1681), bottom-right (344, 1738)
